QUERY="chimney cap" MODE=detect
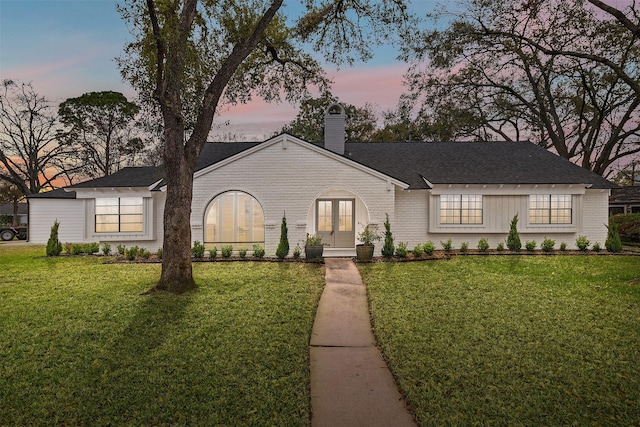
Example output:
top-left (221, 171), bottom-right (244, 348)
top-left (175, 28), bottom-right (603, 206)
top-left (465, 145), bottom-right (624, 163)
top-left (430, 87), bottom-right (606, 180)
top-left (326, 103), bottom-right (345, 116)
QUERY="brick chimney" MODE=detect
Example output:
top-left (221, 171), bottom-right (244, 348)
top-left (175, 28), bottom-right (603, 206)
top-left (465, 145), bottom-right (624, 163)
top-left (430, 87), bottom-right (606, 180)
top-left (324, 103), bottom-right (346, 155)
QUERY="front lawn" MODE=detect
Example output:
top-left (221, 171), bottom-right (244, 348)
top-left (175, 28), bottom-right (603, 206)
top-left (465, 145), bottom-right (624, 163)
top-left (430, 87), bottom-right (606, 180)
top-left (360, 256), bottom-right (640, 426)
top-left (0, 245), bottom-right (324, 426)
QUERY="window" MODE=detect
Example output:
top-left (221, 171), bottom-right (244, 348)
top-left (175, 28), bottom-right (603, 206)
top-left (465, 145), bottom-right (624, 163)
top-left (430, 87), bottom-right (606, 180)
top-left (204, 191), bottom-right (264, 246)
top-left (95, 197), bottom-right (143, 233)
top-left (529, 195), bottom-right (572, 224)
top-left (440, 195), bottom-right (483, 224)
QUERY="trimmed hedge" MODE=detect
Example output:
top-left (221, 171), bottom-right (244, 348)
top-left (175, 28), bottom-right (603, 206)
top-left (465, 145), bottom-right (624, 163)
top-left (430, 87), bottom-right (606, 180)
top-left (610, 213), bottom-right (640, 243)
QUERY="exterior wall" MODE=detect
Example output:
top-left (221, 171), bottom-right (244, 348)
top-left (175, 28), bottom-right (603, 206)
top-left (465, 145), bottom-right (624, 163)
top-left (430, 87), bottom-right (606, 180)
top-left (191, 138), bottom-right (398, 256)
top-left (391, 185), bottom-right (609, 250)
top-left (28, 198), bottom-right (86, 244)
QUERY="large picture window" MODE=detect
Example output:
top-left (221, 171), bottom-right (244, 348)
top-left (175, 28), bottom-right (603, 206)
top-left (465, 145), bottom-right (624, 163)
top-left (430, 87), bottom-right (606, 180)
top-left (529, 195), bottom-right (572, 224)
top-left (440, 195), bottom-right (483, 224)
top-left (95, 197), bottom-right (143, 233)
top-left (204, 191), bottom-right (264, 246)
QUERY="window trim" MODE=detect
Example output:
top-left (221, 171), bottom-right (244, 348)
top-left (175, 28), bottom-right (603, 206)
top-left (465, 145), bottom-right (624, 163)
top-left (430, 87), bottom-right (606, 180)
top-left (439, 194), bottom-right (483, 225)
top-left (203, 191), bottom-right (265, 247)
top-left (529, 194), bottom-right (573, 225)
top-left (95, 197), bottom-right (144, 233)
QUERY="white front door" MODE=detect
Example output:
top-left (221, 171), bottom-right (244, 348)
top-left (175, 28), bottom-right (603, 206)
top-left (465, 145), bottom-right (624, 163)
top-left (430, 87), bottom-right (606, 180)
top-left (316, 199), bottom-right (355, 248)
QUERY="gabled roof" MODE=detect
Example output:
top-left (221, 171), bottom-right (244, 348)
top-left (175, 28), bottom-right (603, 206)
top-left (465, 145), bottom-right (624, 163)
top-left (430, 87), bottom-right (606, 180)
top-left (610, 186), bottom-right (640, 203)
top-left (343, 141), bottom-right (616, 189)
top-left (27, 138), bottom-right (616, 196)
top-left (27, 188), bottom-right (77, 199)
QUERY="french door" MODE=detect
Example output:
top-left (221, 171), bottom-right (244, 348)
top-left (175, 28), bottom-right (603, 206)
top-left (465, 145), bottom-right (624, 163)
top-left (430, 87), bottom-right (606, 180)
top-left (316, 199), bottom-right (355, 248)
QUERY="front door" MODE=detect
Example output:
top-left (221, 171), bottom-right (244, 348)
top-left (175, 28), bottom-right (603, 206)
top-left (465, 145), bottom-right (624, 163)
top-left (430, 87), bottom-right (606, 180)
top-left (316, 199), bottom-right (355, 248)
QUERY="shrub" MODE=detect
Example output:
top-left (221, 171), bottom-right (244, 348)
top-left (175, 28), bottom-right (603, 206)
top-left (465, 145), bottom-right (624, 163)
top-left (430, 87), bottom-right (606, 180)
top-left (276, 214), bottom-right (289, 259)
top-left (496, 242), bottom-right (505, 251)
top-left (412, 244), bottom-right (424, 257)
top-left (156, 248), bottom-right (163, 259)
top-left (605, 218), bottom-right (623, 253)
top-left (610, 213), bottom-right (640, 243)
top-left (576, 236), bottom-right (590, 251)
top-left (221, 245), bottom-right (233, 258)
top-left (560, 242), bottom-right (567, 251)
top-left (422, 241), bottom-right (435, 256)
top-left (381, 213), bottom-right (395, 258)
top-left (209, 246), bottom-right (217, 259)
top-left (441, 239), bottom-right (453, 252)
top-left (140, 249), bottom-right (151, 259)
top-left (395, 242), bottom-right (408, 258)
top-left (86, 242), bottom-right (100, 254)
top-left (541, 238), bottom-right (555, 252)
top-left (72, 244), bottom-right (86, 255)
top-left (192, 240), bottom-right (205, 258)
top-left (238, 247), bottom-right (248, 258)
top-left (253, 244), bottom-right (265, 258)
top-left (125, 246), bottom-right (139, 261)
top-left (525, 240), bottom-right (537, 251)
top-left (293, 244), bottom-right (302, 259)
top-left (460, 242), bottom-right (468, 253)
top-left (507, 214), bottom-right (521, 251)
top-left (477, 238), bottom-right (489, 252)
top-left (46, 220), bottom-right (62, 256)
top-left (117, 244), bottom-right (126, 255)
top-left (64, 242), bottom-right (73, 255)
top-left (592, 242), bottom-right (602, 252)
top-left (102, 242), bottom-right (111, 256)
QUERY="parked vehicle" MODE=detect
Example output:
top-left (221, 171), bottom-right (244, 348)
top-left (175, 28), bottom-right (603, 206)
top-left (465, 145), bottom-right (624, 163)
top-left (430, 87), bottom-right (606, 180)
top-left (0, 226), bottom-right (27, 241)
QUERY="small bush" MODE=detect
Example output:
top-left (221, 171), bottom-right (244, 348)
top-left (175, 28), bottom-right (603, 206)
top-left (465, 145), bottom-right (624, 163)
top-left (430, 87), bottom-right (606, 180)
top-left (395, 242), bottom-right (408, 258)
top-left (238, 247), bottom-right (248, 258)
top-left (507, 214), bottom-right (521, 251)
top-left (253, 244), bottom-right (265, 258)
top-left (125, 246), bottom-right (139, 261)
top-left (560, 242), bottom-right (567, 251)
top-left (525, 240), bottom-right (536, 251)
top-left (117, 244), bottom-right (126, 255)
top-left (192, 241), bottom-right (205, 258)
top-left (460, 242), bottom-right (468, 253)
top-left (592, 242), bottom-right (602, 252)
top-left (221, 245), bottom-right (233, 258)
top-left (610, 213), bottom-right (640, 243)
top-left (156, 248), bottom-right (163, 259)
top-left (71, 244), bottom-right (84, 255)
top-left (477, 238), bottom-right (489, 252)
top-left (441, 239), bottom-right (453, 252)
top-left (412, 244), bottom-right (424, 257)
top-left (276, 215), bottom-right (289, 259)
top-left (102, 242), bottom-right (111, 256)
top-left (576, 236), bottom-right (590, 251)
top-left (46, 220), bottom-right (62, 256)
top-left (496, 242), bottom-right (505, 251)
top-left (541, 238), bottom-right (555, 252)
top-left (381, 213), bottom-right (395, 258)
top-left (64, 242), bottom-right (73, 255)
top-left (209, 246), bottom-right (217, 259)
top-left (293, 244), bottom-right (302, 259)
top-left (422, 241), bottom-right (435, 256)
top-left (605, 218), bottom-right (623, 253)
top-left (86, 242), bottom-right (100, 254)
top-left (140, 249), bottom-right (151, 259)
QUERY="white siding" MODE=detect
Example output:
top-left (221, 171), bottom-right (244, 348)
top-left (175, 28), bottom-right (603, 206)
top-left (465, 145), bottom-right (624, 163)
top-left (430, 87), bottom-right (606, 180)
top-left (191, 139), bottom-right (397, 256)
top-left (28, 198), bottom-right (86, 244)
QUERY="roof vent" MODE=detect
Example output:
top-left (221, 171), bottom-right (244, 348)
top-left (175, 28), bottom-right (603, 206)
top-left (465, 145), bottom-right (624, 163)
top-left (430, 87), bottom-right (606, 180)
top-left (324, 103), bottom-right (346, 155)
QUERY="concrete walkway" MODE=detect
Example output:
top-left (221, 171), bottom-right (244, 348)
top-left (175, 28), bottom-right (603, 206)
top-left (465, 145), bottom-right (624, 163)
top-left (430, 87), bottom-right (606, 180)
top-left (309, 258), bottom-right (417, 427)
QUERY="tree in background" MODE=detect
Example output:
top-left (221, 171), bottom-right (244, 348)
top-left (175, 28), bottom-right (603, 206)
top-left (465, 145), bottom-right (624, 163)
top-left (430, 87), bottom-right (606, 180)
top-left (117, 0), bottom-right (413, 293)
top-left (282, 92), bottom-right (377, 142)
top-left (401, 0), bottom-right (640, 177)
top-left (58, 91), bottom-right (142, 179)
top-left (0, 80), bottom-right (79, 196)
top-left (0, 183), bottom-right (23, 226)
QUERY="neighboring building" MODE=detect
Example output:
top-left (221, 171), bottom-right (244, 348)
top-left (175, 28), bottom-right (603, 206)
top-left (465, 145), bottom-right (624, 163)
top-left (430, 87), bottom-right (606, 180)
top-left (609, 186), bottom-right (640, 215)
top-left (0, 202), bottom-right (28, 225)
top-left (28, 104), bottom-right (616, 255)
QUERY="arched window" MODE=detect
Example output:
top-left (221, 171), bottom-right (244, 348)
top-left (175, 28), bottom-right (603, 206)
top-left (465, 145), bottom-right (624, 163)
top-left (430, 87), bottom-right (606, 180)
top-left (204, 191), bottom-right (264, 246)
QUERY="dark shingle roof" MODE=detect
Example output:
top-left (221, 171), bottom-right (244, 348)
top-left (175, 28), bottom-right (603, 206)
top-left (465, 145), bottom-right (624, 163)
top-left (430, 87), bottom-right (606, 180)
top-left (70, 166), bottom-right (164, 189)
top-left (343, 141), bottom-right (616, 189)
top-left (27, 188), bottom-right (77, 199)
top-left (0, 203), bottom-right (28, 214)
top-left (196, 142), bottom-right (260, 171)
top-left (610, 186), bottom-right (640, 203)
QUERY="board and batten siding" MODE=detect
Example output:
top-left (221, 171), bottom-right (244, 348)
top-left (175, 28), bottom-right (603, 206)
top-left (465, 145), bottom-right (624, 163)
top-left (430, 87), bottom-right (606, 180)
top-left (190, 137), bottom-right (400, 256)
top-left (28, 198), bottom-right (86, 244)
top-left (391, 185), bottom-right (609, 250)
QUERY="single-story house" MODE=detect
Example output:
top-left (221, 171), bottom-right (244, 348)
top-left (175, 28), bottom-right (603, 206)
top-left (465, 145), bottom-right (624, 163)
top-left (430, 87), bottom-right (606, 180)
top-left (28, 104), bottom-right (616, 255)
top-left (609, 186), bottom-right (640, 215)
top-left (0, 202), bottom-right (28, 225)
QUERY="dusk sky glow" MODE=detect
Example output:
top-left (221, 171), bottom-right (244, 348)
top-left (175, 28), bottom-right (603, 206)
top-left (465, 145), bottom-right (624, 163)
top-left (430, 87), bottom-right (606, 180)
top-left (0, 0), bottom-right (442, 140)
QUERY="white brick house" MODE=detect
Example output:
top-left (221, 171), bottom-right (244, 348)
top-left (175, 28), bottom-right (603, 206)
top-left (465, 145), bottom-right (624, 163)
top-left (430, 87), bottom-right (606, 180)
top-left (28, 104), bottom-right (616, 255)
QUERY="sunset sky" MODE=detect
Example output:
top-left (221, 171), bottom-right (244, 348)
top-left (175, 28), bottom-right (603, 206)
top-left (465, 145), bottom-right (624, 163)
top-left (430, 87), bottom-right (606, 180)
top-left (0, 0), bottom-right (443, 140)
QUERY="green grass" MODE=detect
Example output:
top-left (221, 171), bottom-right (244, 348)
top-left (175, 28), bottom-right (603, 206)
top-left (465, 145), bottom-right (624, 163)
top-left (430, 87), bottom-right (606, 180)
top-left (0, 244), bottom-right (324, 426)
top-left (360, 256), bottom-right (640, 426)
